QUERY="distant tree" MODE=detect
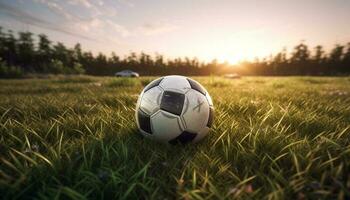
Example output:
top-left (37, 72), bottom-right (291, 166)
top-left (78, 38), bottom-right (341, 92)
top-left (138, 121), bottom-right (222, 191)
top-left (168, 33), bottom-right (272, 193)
top-left (291, 43), bottom-right (310, 63)
top-left (328, 44), bottom-right (344, 74)
top-left (312, 45), bottom-right (326, 74)
top-left (110, 52), bottom-right (120, 64)
top-left (313, 45), bottom-right (325, 64)
top-left (38, 34), bottom-right (51, 54)
top-left (145, 54), bottom-right (153, 67)
top-left (127, 52), bottom-right (138, 67)
top-left (1, 26), bottom-right (350, 77)
top-left (73, 43), bottom-right (83, 63)
top-left (342, 43), bottom-right (350, 74)
top-left (17, 31), bottom-right (35, 71)
top-left (96, 53), bottom-right (108, 66)
top-left (49, 59), bottom-right (65, 74)
top-left (37, 34), bottom-right (52, 72)
top-left (0, 58), bottom-right (24, 78)
top-left (78, 51), bottom-right (92, 74)
top-left (72, 62), bottom-right (85, 74)
top-left (0, 27), bottom-right (5, 60)
top-left (271, 48), bottom-right (288, 75)
top-left (329, 45), bottom-right (344, 63)
top-left (3, 30), bottom-right (17, 66)
top-left (291, 43), bottom-right (310, 74)
top-left (53, 42), bottom-right (71, 68)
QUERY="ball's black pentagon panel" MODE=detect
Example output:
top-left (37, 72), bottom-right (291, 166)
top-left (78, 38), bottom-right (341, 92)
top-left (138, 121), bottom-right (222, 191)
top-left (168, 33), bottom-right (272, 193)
top-left (144, 78), bottom-right (164, 92)
top-left (138, 109), bottom-right (152, 134)
top-left (169, 131), bottom-right (197, 144)
top-left (187, 78), bottom-right (206, 95)
top-left (160, 91), bottom-right (185, 116)
top-left (207, 107), bottom-right (214, 127)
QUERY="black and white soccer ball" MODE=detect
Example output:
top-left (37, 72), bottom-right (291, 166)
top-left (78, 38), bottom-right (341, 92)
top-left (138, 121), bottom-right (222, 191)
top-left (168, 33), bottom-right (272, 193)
top-left (135, 75), bottom-right (214, 144)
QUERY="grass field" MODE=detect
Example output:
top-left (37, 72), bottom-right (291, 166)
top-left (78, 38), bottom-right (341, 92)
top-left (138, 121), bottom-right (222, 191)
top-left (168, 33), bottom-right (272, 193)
top-left (1, 76), bottom-right (350, 199)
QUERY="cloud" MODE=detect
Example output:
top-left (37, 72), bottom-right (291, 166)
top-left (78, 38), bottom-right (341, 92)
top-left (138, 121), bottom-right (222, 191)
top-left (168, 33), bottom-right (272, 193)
top-left (0, 0), bottom-right (131, 47)
top-left (34, 0), bottom-right (77, 20)
top-left (30, 0), bottom-right (127, 36)
top-left (139, 22), bottom-right (179, 36)
top-left (66, 0), bottom-right (117, 17)
top-left (70, 17), bottom-right (129, 37)
top-left (117, 0), bottom-right (134, 8)
top-left (106, 20), bottom-right (130, 37)
top-left (0, 1), bottom-right (96, 41)
top-left (68, 0), bottom-right (92, 8)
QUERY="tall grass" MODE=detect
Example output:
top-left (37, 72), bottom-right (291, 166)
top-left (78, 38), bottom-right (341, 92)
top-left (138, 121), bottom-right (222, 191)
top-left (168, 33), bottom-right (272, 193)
top-left (0, 76), bottom-right (349, 199)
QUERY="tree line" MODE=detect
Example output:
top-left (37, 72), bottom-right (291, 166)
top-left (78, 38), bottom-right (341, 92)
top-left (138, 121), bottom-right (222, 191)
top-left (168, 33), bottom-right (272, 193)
top-left (0, 27), bottom-right (349, 78)
top-left (237, 43), bottom-right (350, 76)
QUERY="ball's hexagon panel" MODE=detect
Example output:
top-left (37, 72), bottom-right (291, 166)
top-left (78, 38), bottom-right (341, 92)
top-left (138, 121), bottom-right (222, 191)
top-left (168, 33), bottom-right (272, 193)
top-left (140, 86), bottom-right (163, 115)
top-left (160, 91), bottom-right (185, 116)
top-left (182, 89), bottom-right (210, 133)
top-left (143, 77), bottom-right (164, 92)
top-left (159, 75), bottom-right (191, 93)
top-left (187, 78), bottom-right (206, 95)
top-left (137, 109), bottom-right (152, 134)
top-left (169, 131), bottom-right (197, 145)
top-left (150, 110), bottom-right (184, 143)
top-left (193, 127), bottom-right (210, 143)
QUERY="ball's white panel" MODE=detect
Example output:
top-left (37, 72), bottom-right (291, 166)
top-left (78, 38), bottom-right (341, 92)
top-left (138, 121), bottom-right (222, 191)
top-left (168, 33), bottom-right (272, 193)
top-left (159, 75), bottom-right (191, 93)
top-left (182, 89), bottom-right (210, 133)
top-left (206, 93), bottom-right (213, 106)
top-left (140, 86), bottom-right (163, 115)
top-left (150, 110), bottom-right (184, 143)
top-left (193, 127), bottom-right (210, 143)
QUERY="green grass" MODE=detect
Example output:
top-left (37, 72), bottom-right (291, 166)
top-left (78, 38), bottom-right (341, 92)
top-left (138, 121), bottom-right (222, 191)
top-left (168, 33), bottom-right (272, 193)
top-left (1, 76), bottom-right (350, 199)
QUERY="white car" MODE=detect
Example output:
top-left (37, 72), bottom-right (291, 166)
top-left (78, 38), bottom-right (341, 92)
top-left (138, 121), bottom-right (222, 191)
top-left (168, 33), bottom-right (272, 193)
top-left (224, 73), bottom-right (241, 79)
top-left (115, 70), bottom-right (139, 77)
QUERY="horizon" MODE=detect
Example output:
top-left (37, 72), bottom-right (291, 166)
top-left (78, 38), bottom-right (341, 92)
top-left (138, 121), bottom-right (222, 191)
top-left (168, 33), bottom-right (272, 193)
top-left (0, 0), bottom-right (350, 64)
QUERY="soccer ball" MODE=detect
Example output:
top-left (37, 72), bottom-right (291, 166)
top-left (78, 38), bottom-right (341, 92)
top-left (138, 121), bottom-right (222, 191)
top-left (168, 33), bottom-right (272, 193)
top-left (135, 75), bottom-right (214, 144)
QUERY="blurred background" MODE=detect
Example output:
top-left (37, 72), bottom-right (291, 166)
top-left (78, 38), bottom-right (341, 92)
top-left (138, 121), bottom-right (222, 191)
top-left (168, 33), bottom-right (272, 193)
top-left (0, 0), bottom-right (350, 77)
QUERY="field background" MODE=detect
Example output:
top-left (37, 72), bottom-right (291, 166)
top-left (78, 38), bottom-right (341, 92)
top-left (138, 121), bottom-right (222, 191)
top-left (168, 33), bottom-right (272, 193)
top-left (1, 76), bottom-right (350, 199)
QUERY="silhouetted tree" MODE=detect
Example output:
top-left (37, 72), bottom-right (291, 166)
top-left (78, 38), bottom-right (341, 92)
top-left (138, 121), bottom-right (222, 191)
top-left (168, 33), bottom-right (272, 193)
top-left (73, 43), bottom-right (83, 63)
top-left (37, 34), bottom-right (52, 71)
top-left (291, 43), bottom-right (310, 75)
top-left (3, 30), bottom-right (17, 66)
top-left (0, 26), bottom-right (349, 77)
top-left (343, 43), bottom-right (350, 73)
top-left (312, 45), bottom-right (326, 74)
top-left (328, 44), bottom-right (344, 74)
top-left (313, 45), bottom-right (325, 64)
top-left (17, 31), bottom-right (35, 71)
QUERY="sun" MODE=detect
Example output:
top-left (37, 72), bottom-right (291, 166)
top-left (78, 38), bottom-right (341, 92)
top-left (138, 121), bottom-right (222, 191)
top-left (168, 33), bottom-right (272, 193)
top-left (216, 52), bottom-right (246, 65)
top-left (219, 55), bottom-right (242, 65)
top-left (193, 31), bottom-right (272, 65)
top-left (198, 49), bottom-right (245, 65)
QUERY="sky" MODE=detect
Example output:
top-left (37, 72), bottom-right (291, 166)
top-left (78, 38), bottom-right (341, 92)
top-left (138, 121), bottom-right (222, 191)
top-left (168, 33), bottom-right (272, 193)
top-left (0, 0), bottom-right (350, 64)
